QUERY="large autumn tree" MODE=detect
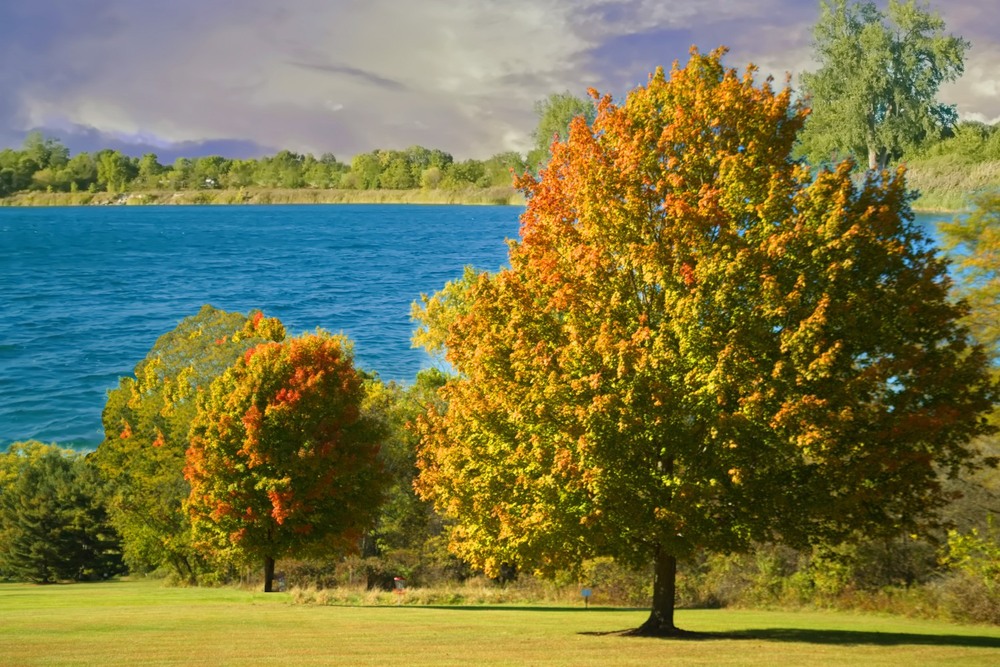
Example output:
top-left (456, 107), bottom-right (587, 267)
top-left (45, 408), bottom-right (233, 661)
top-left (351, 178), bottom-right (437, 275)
top-left (94, 305), bottom-right (285, 582)
top-left (412, 48), bottom-right (996, 635)
top-left (185, 332), bottom-right (386, 592)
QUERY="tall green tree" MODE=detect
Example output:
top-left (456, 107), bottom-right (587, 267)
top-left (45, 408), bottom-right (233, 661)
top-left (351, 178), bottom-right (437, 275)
top-left (96, 149), bottom-right (135, 193)
top-left (799, 0), bottom-right (968, 170)
top-left (483, 151), bottom-right (528, 187)
top-left (350, 151), bottom-right (383, 189)
top-left (528, 91), bottom-right (597, 172)
top-left (444, 159), bottom-right (487, 188)
top-left (185, 332), bottom-right (386, 592)
top-left (192, 156), bottom-right (230, 188)
top-left (21, 132), bottom-right (69, 170)
top-left (0, 442), bottom-right (123, 583)
top-left (135, 153), bottom-right (165, 189)
top-left (64, 153), bottom-right (98, 192)
top-left (94, 306), bottom-right (285, 582)
top-left (412, 48), bottom-right (996, 635)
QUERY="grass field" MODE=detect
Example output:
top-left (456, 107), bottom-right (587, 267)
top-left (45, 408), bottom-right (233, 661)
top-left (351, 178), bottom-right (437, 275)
top-left (1, 579), bottom-right (998, 666)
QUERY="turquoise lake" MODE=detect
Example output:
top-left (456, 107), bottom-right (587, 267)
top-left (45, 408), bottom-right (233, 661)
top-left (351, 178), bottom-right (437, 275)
top-left (0, 204), bottom-right (521, 449)
top-left (0, 205), bottom-right (951, 451)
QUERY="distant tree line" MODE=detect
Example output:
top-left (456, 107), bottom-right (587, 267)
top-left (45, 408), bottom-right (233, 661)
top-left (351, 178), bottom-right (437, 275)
top-left (0, 82), bottom-right (606, 199)
top-left (0, 134), bottom-right (536, 197)
top-left (0, 92), bottom-right (602, 199)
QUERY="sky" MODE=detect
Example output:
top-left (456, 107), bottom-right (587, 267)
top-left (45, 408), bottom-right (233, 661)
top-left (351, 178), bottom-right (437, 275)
top-left (1, 0), bottom-right (997, 162)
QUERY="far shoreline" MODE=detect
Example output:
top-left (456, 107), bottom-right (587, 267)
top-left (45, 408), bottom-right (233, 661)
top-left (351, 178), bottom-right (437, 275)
top-left (0, 186), bottom-right (526, 208)
top-left (0, 186), bottom-right (961, 214)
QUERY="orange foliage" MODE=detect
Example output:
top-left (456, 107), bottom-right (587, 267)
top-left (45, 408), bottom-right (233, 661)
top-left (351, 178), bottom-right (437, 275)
top-left (413, 47), bottom-right (996, 585)
top-left (185, 331), bottom-right (385, 573)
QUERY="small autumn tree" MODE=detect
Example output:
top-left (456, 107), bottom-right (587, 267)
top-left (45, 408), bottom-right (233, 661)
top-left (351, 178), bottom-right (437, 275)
top-left (94, 305), bottom-right (285, 582)
top-left (185, 332), bottom-right (386, 592)
top-left (412, 47), bottom-right (996, 635)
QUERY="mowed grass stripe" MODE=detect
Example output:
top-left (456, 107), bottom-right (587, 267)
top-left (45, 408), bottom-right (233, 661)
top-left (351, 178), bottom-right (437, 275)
top-left (1, 580), bottom-right (999, 666)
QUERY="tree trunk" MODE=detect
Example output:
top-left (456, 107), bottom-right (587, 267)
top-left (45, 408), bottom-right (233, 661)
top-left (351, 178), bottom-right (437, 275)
top-left (868, 145), bottom-right (891, 171)
top-left (263, 555), bottom-right (275, 593)
top-left (632, 547), bottom-right (681, 636)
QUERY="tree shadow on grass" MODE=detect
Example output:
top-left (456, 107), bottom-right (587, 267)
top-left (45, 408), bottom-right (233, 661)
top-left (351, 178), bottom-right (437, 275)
top-left (729, 628), bottom-right (1000, 649)
top-left (582, 627), bottom-right (1000, 649)
top-left (416, 605), bottom-right (633, 613)
top-left (403, 606), bottom-right (1000, 648)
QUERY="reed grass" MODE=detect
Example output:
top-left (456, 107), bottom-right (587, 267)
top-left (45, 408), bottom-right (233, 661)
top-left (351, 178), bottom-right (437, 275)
top-left (903, 159), bottom-right (1000, 212)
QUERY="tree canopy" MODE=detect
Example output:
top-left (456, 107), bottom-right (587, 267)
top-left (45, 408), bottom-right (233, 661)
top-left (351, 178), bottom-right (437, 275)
top-left (412, 47), bottom-right (996, 635)
top-left (0, 442), bottom-right (123, 583)
top-left (185, 332), bottom-right (386, 592)
top-left (940, 191), bottom-right (1000, 422)
top-left (94, 305), bottom-right (285, 582)
top-left (798, 0), bottom-right (968, 170)
top-left (528, 92), bottom-right (597, 172)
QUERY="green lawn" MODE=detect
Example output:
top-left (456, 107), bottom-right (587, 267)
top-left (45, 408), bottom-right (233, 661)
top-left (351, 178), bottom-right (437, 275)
top-left (1, 579), bottom-right (998, 666)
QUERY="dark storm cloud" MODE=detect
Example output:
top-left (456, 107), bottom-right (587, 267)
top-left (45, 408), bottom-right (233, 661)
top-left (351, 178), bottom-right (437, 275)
top-left (46, 124), bottom-right (277, 161)
top-left (0, 0), bottom-right (116, 144)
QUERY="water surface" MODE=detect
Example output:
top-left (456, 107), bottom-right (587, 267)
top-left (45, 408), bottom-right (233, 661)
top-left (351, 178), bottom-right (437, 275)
top-left (0, 204), bottom-right (520, 449)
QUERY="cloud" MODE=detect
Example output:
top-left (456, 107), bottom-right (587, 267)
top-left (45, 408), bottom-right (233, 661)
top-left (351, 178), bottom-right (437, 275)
top-left (290, 62), bottom-right (409, 92)
top-left (1, 1), bottom-right (996, 160)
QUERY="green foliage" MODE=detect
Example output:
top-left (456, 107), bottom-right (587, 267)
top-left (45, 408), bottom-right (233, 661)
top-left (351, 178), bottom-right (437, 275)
top-left (940, 191), bottom-right (1000, 396)
top-left (357, 369), bottom-right (466, 588)
top-left (185, 332), bottom-right (386, 591)
top-left (912, 121), bottom-right (1000, 164)
top-left (528, 91), bottom-right (597, 172)
top-left (136, 153), bottom-right (165, 188)
top-left (22, 131), bottom-right (69, 170)
top-left (939, 516), bottom-right (1000, 624)
top-left (93, 305), bottom-right (285, 582)
top-left (0, 442), bottom-right (123, 583)
top-left (0, 123), bottom-right (550, 200)
top-left (945, 516), bottom-right (1000, 589)
top-left (799, 0), bottom-right (968, 170)
top-left (96, 149), bottom-right (136, 193)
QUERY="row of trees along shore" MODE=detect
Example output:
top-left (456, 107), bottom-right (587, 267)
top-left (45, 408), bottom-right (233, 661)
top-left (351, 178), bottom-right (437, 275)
top-left (2, 1), bottom-right (1000, 636)
top-left (0, 94), bottom-right (591, 202)
top-left (0, 137), bottom-right (528, 199)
